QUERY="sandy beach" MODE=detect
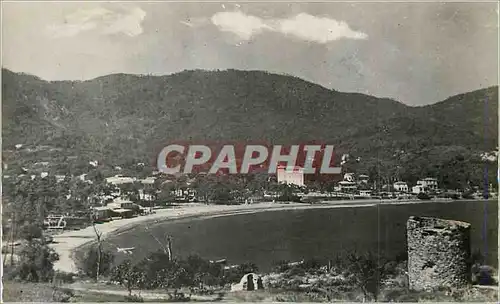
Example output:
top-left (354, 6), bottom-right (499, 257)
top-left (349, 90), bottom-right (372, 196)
top-left (50, 198), bottom-right (456, 273)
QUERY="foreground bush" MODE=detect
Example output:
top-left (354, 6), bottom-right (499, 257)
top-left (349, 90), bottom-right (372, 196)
top-left (109, 251), bottom-right (259, 291)
top-left (268, 253), bottom-right (407, 302)
top-left (472, 265), bottom-right (496, 285)
top-left (9, 239), bottom-right (59, 282)
top-left (76, 245), bottom-right (115, 279)
top-left (52, 271), bottom-right (77, 284)
top-left (380, 286), bottom-right (498, 302)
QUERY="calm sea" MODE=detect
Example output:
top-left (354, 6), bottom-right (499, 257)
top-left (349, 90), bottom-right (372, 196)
top-left (103, 200), bottom-right (498, 271)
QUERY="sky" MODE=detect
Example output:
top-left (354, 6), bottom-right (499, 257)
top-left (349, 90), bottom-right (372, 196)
top-left (2, 1), bottom-right (499, 106)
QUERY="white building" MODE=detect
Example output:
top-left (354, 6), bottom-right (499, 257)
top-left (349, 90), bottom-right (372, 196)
top-left (412, 178), bottom-right (438, 194)
top-left (337, 172), bottom-right (357, 192)
top-left (412, 185), bottom-right (425, 194)
top-left (141, 177), bottom-right (156, 185)
top-left (339, 181), bottom-right (357, 192)
top-left (343, 173), bottom-right (355, 182)
top-left (277, 166), bottom-right (304, 187)
top-left (359, 190), bottom-right (372, 197)
top-left (106, 175), bottom-right (136, 185)
top-left (416, 178), bottom-right (438, 191)
top-left (393, 181), bottom-right (409, 192)
top-left (107, 197), bottom-right (137, 210)
top-left (139, 189), bottom-right (155, 201)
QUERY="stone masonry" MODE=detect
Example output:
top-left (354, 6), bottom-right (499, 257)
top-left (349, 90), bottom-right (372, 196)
top-left (406, 216), bottom-right (471, 290)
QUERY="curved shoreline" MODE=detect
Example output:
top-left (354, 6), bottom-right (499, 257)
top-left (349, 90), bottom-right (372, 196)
top-left (50, 199), bottom-right (482, 273)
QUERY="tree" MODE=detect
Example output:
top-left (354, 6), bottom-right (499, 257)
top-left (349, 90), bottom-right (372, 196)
top-left (13, 239), bottom-right (59, 282)
top-left (345, 252), bottom-right (390, 302)
top-left (210, 182), bottom-right (233, 204)
top-left (118, 182), bottom-right (141, 202)
top-left (76, 245), bottom-right (114, 280)
top-left (92, 220), bottom-right (104, 281)
top-left (110, 260), bottom-right (143, 296)
top-left (156, 181), bottom-right (176, 205)
top-left (6, 176), bottom-right (46, 241)
top-left (180, 255), bottom-right (224, 287)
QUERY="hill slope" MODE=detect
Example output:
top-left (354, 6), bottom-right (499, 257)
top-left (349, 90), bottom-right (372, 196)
top-left (2, 68), bottom-right (498, 173)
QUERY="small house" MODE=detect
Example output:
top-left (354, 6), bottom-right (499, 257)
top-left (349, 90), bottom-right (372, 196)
top-left (110, 208), bottom-right (135, 219)
top-left (393, 181), bottom-right (409, 193)
top-left (107, 198), bottom-right (140, 218)
top-left (92, 206), bottom-right (112, 222)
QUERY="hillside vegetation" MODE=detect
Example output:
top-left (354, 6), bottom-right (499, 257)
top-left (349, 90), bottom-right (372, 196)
top-left (2, 68), bottom-right (498, 187)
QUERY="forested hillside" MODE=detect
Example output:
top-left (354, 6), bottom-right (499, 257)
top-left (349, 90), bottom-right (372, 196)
top-left (2, 68), bottom-right (498, 187)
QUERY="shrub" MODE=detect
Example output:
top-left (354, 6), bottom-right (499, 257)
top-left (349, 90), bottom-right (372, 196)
top-left (167, 290), bottom-right (191, 302)
top-left (111, 252), bottom-right (259, 291)
top-left (19, 223), bottom-right (44, 241)
top-left (470, 249), bottom-right (497, 286)
top-left (110, 259), bottom-right (144, 296)
top-left (417, 192), bottom-right (431, 200)
top-left (180, 255), bottom-right (225, 286)
top-left (272, 260), bottom-right (291, 273)
top-left (133, 254), bottom-right (192, 289)
top-left (472, 265), bottom-right (497, 285)
top-left (76, 245), bottom-right (115, 279)
top-left (124, 294), bottom-right (144, 302)
top-left (51, 287), bottom-right (74, 302)
top-left (287, 267), bottom-right (306, 277)
top-left (52, 271), bottom-right (76, 284)
top-left (274, 291), bottom-right (329, 302)
top-left (344, 251), bottom-right (390, 301)
top-left (301, 258), bottom-right (325, 270)
top-left (12, 239), bottom-right (59, 282)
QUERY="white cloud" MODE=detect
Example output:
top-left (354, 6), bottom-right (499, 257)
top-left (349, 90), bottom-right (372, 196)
top-left (46, 6), bottom-right (146, 38)
top-left (211, 11), bottom-right (271, 40)
top-left (277, 13), bottom-right (368, 43)
top-left (210, 11), bottom-right (367, 43)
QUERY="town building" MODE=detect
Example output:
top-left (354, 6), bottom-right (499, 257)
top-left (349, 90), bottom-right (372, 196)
top-left (412, 185), bottom-right (425, 194)
top-left (393, 181), bottom-right (409, 192)
top-left (141, 177), bottom-right (156, 185)
top-left (277, 166), bottom-right (304, 187)
top-left (139, 189), bottom-right (155, 201)
top-left (339, 180), bottom-right (357, 192)
top-left (107, 198), bottom-right (139, 218)
top-left (105, 175), bottom-right (136, 185)
top-left (412, 178), bottom-right (438, 194)
top-left (359, 190), bottom-right (372, 197)
top-left (107, 197), bottom-right (137, 209)
top-left (358, 174), bottom-right (369, 184)
top-left (92, 206), bottom-right (112, 222)
top-left (343, 173), bottom-right (355, 182)
top-left (338, 172), bottom-right (357, 192)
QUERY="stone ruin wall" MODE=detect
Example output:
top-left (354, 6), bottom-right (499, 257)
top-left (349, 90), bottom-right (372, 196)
top-left (406, 216), bottom-right (471, 290)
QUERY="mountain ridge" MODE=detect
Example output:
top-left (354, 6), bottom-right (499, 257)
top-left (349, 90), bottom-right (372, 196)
top-left (2, 68), bottom-right (498, 183)
top-left (4, 67), bottom-right (496, 108)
